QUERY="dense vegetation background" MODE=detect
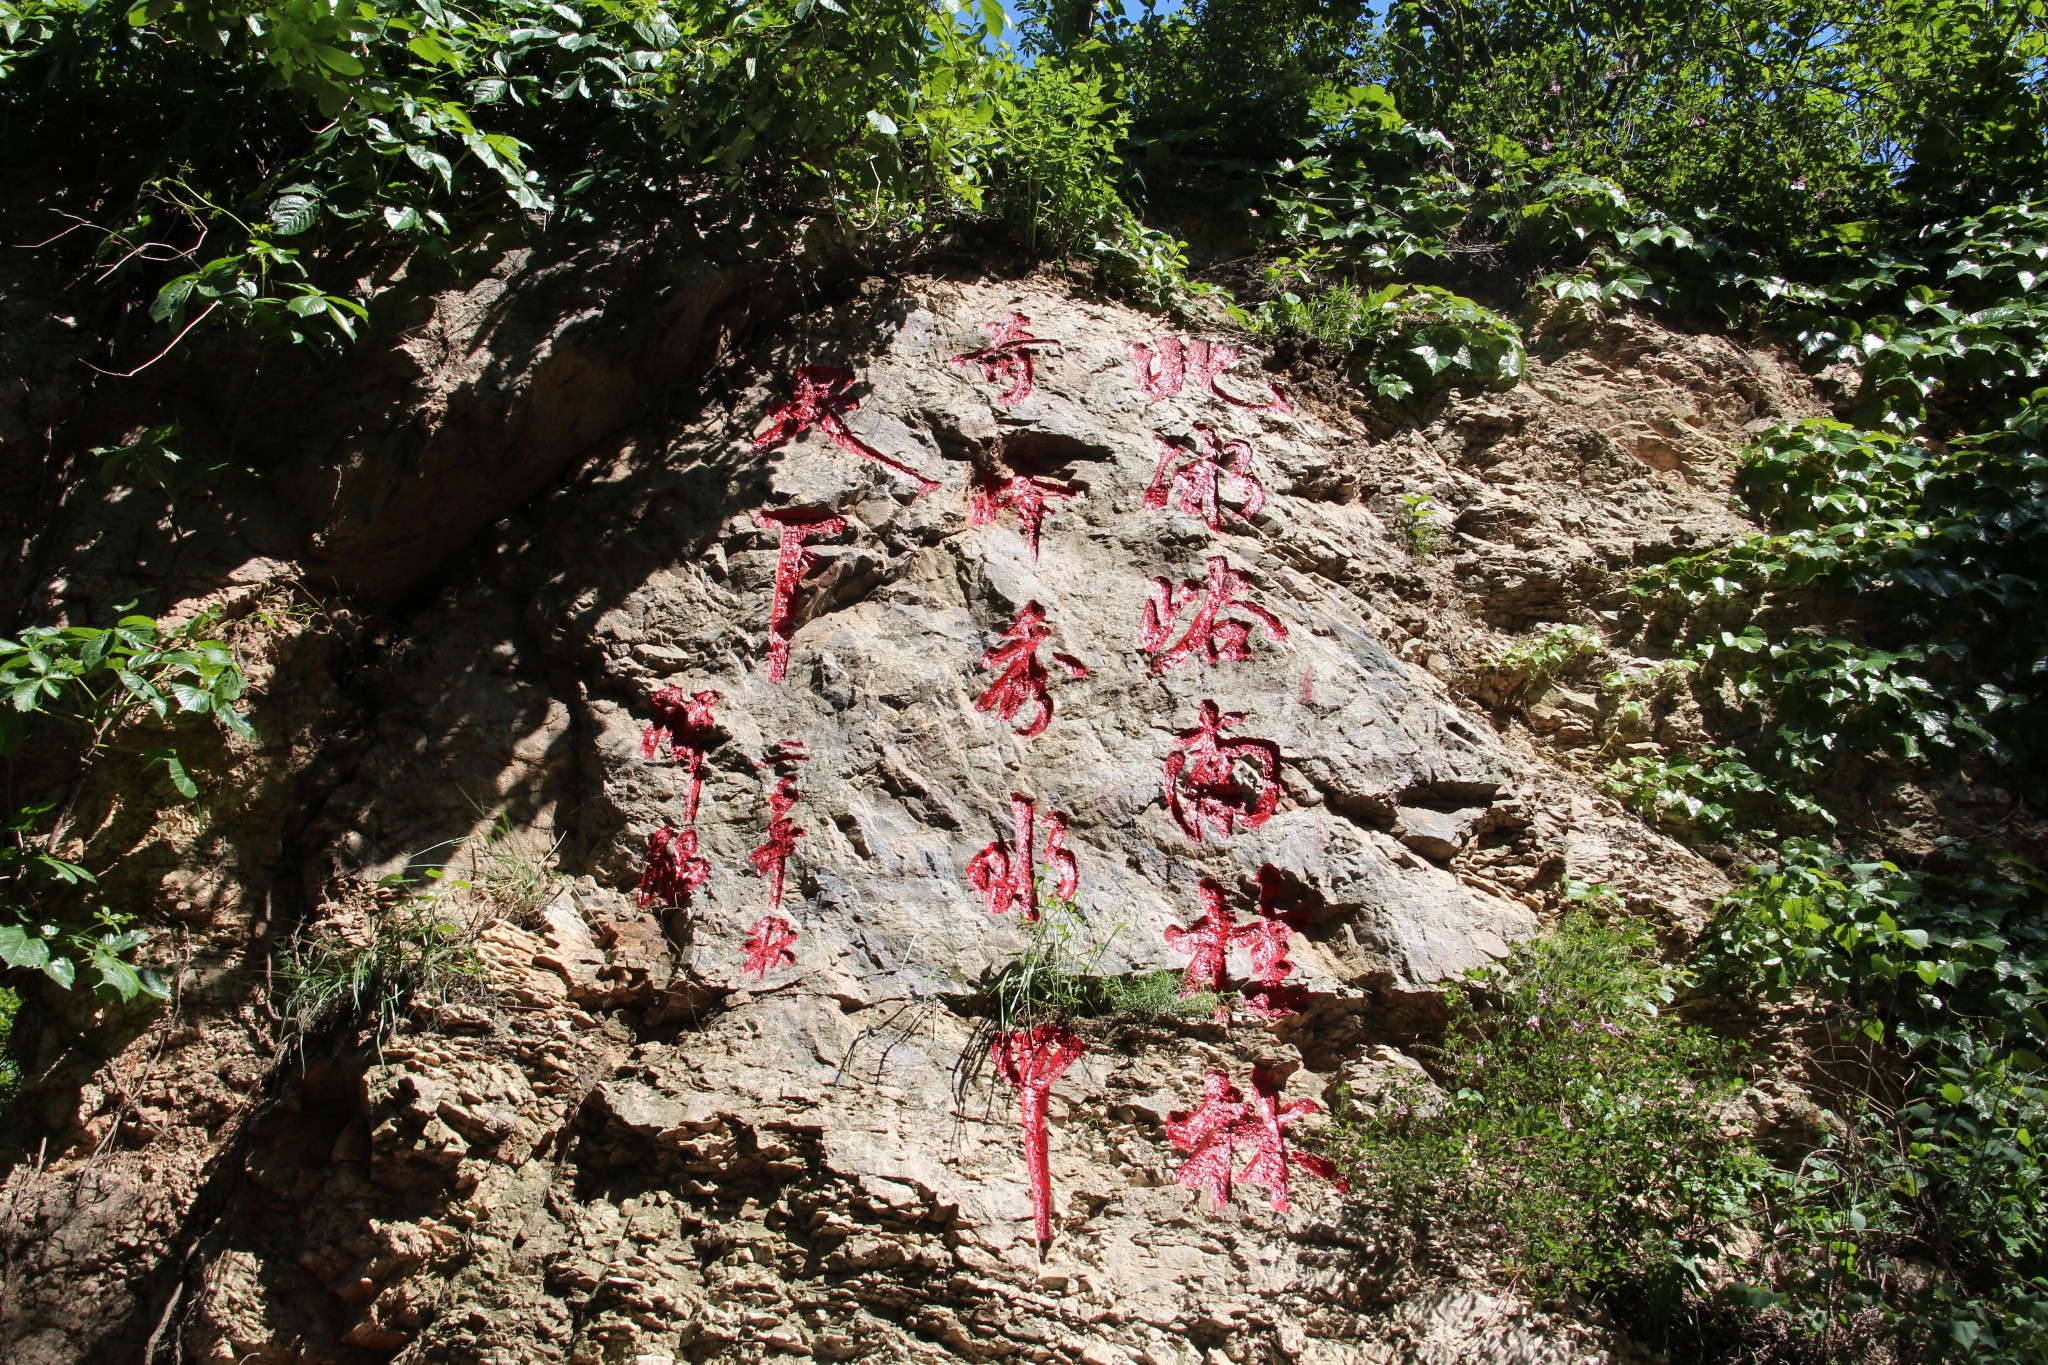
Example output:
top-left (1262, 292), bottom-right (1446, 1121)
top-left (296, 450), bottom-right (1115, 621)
top-left (1, 0), bottom-right (2044, 1358)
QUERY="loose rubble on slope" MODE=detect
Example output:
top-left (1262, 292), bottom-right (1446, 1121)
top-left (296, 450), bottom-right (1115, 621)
top-left (2, 275), bottom-right (1825, 1364)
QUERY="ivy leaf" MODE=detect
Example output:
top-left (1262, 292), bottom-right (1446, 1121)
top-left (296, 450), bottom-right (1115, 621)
top-left (268, 192), bottom-right (320, 236)
top-left (866, 109), bottom-right (898, 137)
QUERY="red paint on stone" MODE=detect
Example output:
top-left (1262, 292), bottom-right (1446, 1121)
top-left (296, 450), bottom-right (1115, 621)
top-left (990, 1023), bottom-right (1086, 1247)
top-left (742, 914), bottom-right (798, 977)
top-left (1162, 699), bottom-right (1281, 842)
top-left (976, 601), bottom-right (1088, 739)
top-left (751, 365), bottom-right (938, 491)
top-left (1142, 427), bottom-right (1266, 535)
top-left (749, 776), bottom-right (805, 912)
top-left (952, 312), bottom-right (1058, 405)
top-left (968, 793), bottom-right (1078, 922)
top-left (1165, 1069), bottom-right (1249, 1211)
top-left (640, 686), bottom-right (721, 824)
top-left (637, 825), bottom-right (710, 912)
top-left (1165, 1063), bottom-right (1343, 1215)
top-left (1163, 879), bottom-right (1238, 1001)
top-left (1139, 556), bottom-right (1288, 674)
top-left (755, 509), bottom-right (847, 683)
top-left (971, 472), bottom-right (1077, 560)
top-left (1127, 335), bottom-right (1290, 410)
top-left (1236, 1063), bottom-right (1344, 1211)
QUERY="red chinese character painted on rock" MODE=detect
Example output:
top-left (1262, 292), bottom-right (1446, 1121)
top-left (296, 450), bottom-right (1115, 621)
top-left (991, 1023), bottom-right (1086, 1248)
top-left (971, 471), bottom-right (1077, 560)
top-left (1163, 879), bottom-right (1239, 1000)
top-left (751, 365), bottom-right (938, 492)
top-left (755, 509), bottom-right (847, 683)
top-left (1143, 427), bottom-right (1267, 535)
top-left (1163, 700), bottom-right (1281, 842)
top-left (1166, 1069), bottom-right (1249, 1211)
top-left (749, 776), bottom-right (805, 912)
top-left (1164, 1063), bottom-right (1343, 1215)
top-left (968, 794), bottom-right (1078, 923)
top-left (952, 313), bottom-right (1059, 405)
top-left (640, 686), bottom-right (721, 824)
top-left (976, 602), bottom-right (1088, 739)
top-left (1139, 556), bottom-right (1288, 674)
top-left (743, 914), bottom-right (798, 977)
top-left (1128, 335), bottom-right (1290, 411)
top-left (637, 825), bottom-right (710, 912)
top-left (1236, 1063), bottom-right (1344, 1211)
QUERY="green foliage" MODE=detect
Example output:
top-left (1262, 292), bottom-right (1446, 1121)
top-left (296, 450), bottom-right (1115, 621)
top-left (1393, 492), bottom-right (1444, 558)
top-left (1601, 745), bottom-right (1835, 847)
top-left (277, 879), bottom-right (485, 1050)
top-left (975, 886), bottom-right (1222, 1034)
top-left (1333, 914), bottom-right (1748, 1300)
top-left (994, 57), bottom-right (1126, 258)
top-left (0, 609), bottom-right (250, 1003)
top-left (0, 986), bottom-right (17, 1109)
top-left (1489, 622), bottom-right (1600, 700)
top-left (1699, 846), bottom-right (2048, 1355)
top-left (1250, 272), bottom-right (1524, 404)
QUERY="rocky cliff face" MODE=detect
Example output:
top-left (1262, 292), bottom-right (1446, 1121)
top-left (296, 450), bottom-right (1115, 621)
top-left (0, 272), bottom-right (1820, 1363)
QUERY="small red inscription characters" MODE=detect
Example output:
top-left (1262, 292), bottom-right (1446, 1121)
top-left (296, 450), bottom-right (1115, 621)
top-left (1238, 865), bottom-right (1310, 1019)
top-left (755, 509), bottom-right (846, 683)
top-left (1163, 879), bottom-right (1239, 1002)
top-left (637, 825), bottom-right (710, 912)
top-left (971, 470), bottom-right (1077, 560)
top-left (1139, 556), bottom-right (1287, 674)
top-left (1143, 427), bottom-right (1267, 535)
top-left (1163, 699), bottom-right (1281, 842)
top-left (1165, 1069), bottom-right (1248, 1210)
top-left (1127, 335), bottom-right (1290, 411)
top-left (952, 313), bottom-right (1058, 405)
top-left (640, 686), bottom-right (721, 823)
top-left (749, 741), bottom-right (809, 913)
top-left (976, 601), bottom-right (1088, 739)
top-left (751, 365), bottom-right (938, 492)
top-left (1166, 1063), bottom-right (1343, 1214)
top-left (968, 793), bottom-right (1078, 923)
top-left (1162, 867), bottom-right (1309, 1018)
top-left (991, 1023), bottom-right (1086, 1248)
top-left (742, 914), bottom-right (798, 978)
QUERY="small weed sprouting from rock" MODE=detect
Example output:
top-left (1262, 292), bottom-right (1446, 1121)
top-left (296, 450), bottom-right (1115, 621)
top-left (1491, 623), bottom-right (1601, 702)
top-left (463, 808), bottom-right (564, 925)
top-left (1329, 912), bottom-right (1748, 1313)
top-left (276, 877), bottom-right (486, 1057)
top-left (974, 885), bottom-right (1224, 1039)
top-left (1396, 493), bottom-right (1445, 558)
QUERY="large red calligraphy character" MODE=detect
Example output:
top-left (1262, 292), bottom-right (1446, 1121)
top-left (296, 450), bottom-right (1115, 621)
top-left (967, 794), bottom-right (1078, 923)
top-left (1163, 879), bottom-right (1238, 1000)
top-left (1162, 699), bottom-right (1281, 842)
top-left (952, 313), bottom-right (1059, 405)
top-left (1235, 1063), bottom-right (1344, 1211)
top-left (637, 825), bottom-right (710, 911)
top-left (976, 602), bottom-right (1088, 739)
top-left (640, 686), bottom-right (721, 824)
top-left (991, 1024), bottom-right (1086, 1248)
top-left (1165, 1064), bottom-right (1342, 1214)
top-left (1143, 427), bottom-right (1267, 535)
top-left (752, 365), bottom-right (938, 491)
top-left (749, 776), bottom-right (805, 912)
top-left (1139, 556), bottom-right (1288, 674)
top-left (742, 915), bottom-right (798, 978)
top-left (755, 509), bottom-right (847, 683)
top-left (1128, 335), bottom-right (1290, 411)
top-left (1166, 1069), bottom-right (1250, 1211)
top-left (971, 472), bottom-right (1077, 560)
